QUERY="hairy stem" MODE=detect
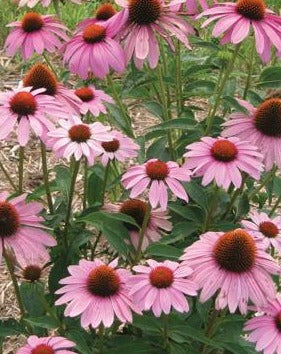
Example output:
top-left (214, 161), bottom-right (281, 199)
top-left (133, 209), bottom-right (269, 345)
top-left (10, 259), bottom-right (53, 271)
top-left (18, 147), bottom-right (25, 194)
top-left (134, 204), bottom-right (151, 264)
top-left (0, 158), bottom-right (16, 191)
top-left (243, 39), bottom-right (255, 100)
top-left (40, 142), bottom-right (54, 214)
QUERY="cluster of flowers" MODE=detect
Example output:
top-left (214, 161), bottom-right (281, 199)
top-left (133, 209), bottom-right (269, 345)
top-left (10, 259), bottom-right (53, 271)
top-left (2, 0), bottom-right (281, 353)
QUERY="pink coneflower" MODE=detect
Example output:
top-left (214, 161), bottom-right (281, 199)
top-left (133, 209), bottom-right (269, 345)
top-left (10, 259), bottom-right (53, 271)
top-left (0, 191), bottom-right (56, 264)
top-left (63, 21), bottom-right (125, 79)
top-left (184, 136), bottom-right (263, 190)
top-left (115, 0), bottom-right (195, 69)
top-left (15, 253), bottom-right (50, 283)
top-left (99, 130), bottom-right (139, 166)
top-left (23, 63), bottom-right (81, 115)
top-left (122, 159), bottom-right (191, 210)
top-left (18, 0), bottom-right (81, 7)
top-left (105, 199), bottom-right (172, 250)
top-left (181, 229), bottom-right (280, 314)
top-left (77, 3), bottom-right (118, 31)
top-left (17, 335), bottom-right (76, 354)
top-left (242, 211), bottom-right (281, 255)
top-left (47, 116), bottom-right (112, 165)
top-left (55, 258), bottom-right (141, 328)
top-left (74, 86), bottom-right (113, 117)
top-left (198, 0), bottom-right (281, 63)
top-left (244, 295), bottom-right (281, 354)
top-left (222, 98), bottom-right (281, 170)
top-left (5, 12), bottom-right (69, 60)
top-left (187, 0), bottom-right (217, 15)
top-left (0, 87), bottom-right (68, 146)
top-left (129, 259), bottom-right (198, 316)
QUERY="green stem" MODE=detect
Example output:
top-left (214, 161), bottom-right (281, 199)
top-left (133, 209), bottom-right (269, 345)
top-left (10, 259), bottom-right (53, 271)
top-left (40, 142), bottom-right (54, 214)
top-left (243, 39), bottom-right (255, 99)
top-left (53, 0), bottom-right (61, 18)
top-left (98, 324), bottom-right (104, 354)
top-left (175, 40), bottom-right (183, 116)
top-left (18, 146), bottom-right (24, 194)
top-left (202, 186), bottom-right (219, 232)
top-left (42, 52), bottom-right (57, 77)
top-left (201, 308), bottom-right (220, 354)
top-left (269, 194), bottom-right (281, 217)
top-left (91, 231), bottom-right (102, 260)
top-left (64, 160), bottom-right (80, 247)
top-left (0, 159), bottom-right (16, 191)
top-left (107, 75), bottom-right (134, 138)
top-left (37, 290), bottom-right (63, 332)
top-left (223, 176), bottom-right (247, 219)
top-left (83, 159), bottom-right (88, 210)
top-left (249, 166), bottom-right (277, 200)
top-left (101, 162), bottom-right (111, 205)
top-left (3, 245), bottom-right (25, 317)
top-left (156, 64), bottom-right (175, 160)
top-left (134, 204), bottom-right (151, 264)
top-left (205, 44), bottom-right (241, 135)
top-left (163, 314), bottom-right (169, 350)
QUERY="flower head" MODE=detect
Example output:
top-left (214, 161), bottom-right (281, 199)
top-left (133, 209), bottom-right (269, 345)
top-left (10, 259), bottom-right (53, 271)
top-left (242, 211), bottom-right (281, 255)
top-left (0, 192), bottom-right (56, 264)
top-left (122, 159), bottom-right (191, 210)
top-left (115, 0), bottom-right (195, 69)
top-left (15, 253), bottom-right (50, 283)
top-left (99, 130), bottom-right (139, 166)
top-left (0, 86), bottom-right (68, 146)
top-left (47, 116), bottom-right (112, 165)
top-left (184, 136), bottom-right (264, 190)
top-left (129, 259), bottom-right (198, 316)
top-left (77, 3), bottom-right (118, 31)
top-left (23, 63), bottom-right (81, 115)
top-left (64, 21), bottom-right (125, 79)
top-left (55, 258), bottom-right (141, 328)
top-left (181, 229), bottom-right (280, 314)
top-left (17, 335), bottom-right (76, 354)
top-left (198, 0), bottom-right (281, 62)
top-left (244, 295), bottom-right (281, 354)
top-left (222, 98), bottom-right (281, 170)
top-left (74, 85), bottom-right (114, 117)
top-left (105, 199), bottom-right (172, 250)
top-left (5, 12), bottom-right (69, 60)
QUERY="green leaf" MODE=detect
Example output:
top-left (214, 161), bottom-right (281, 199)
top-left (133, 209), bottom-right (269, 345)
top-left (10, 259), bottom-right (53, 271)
top-left (146, 243), bottom-right (182, 260)
top-left (185, 181), bottom-right (208, 210)
top-left (133, 313), bottom-right (161, 333)
top-left (54, 166), bottom-right (71, 200)
top-left (223, 96), bottom-right (249, 113)
top-left (0, 319), bottom-right (25, 336)
top-left (20, 282), bottom-right (45, 317)
top-left (185, 80), bottom-right (216, 96)
top-left (87, 165), bottom-right (105, 206)
top-left (148, 118), bottom-right (196, 133)
top-left (107, 104), bottom-right (130, 135)
top-left (184, 64), bottom-right (214, 76)
top-left (80, 211), bottom-right (139, 229)
top-left (66, 329), bottom-right (92, 354)
top-left (147, 137), bottom-right (169, 161)
top-left (258, 67), bottom-right (281, 88)
top-left (25, 316), bottom-right (57, 329)
top-left (144, 101), bottom-right (164, 119)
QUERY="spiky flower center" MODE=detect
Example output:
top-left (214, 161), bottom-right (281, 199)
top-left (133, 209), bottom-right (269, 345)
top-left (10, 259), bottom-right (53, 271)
top-left (75, 87), bottom-right (94, 102)
top-left (68, 124), bottom-right (91, 143)
top-left (275, 312), bottom-right (281, 331)
top-left (0, 202), bottom-right (20, 238)
top-left (211, 140), bottom-right (238, 162)
top-left (254, 98), bottom-right (281, 137)
top-left (10, 92), bottom-right (37, 116)
top-left (23, 265), bottom-right (42, 282)
top-left (101, 139), bottom-right (120, 153)
top-left (23, 63), bottom-right (58, 96)
top-left (96, 3), bottom-right (117, 20)
top-left (236, 0), bottom-right (266, 20)
top-left (259, 221), bottom-right (279, 238)
top-left (128, 0), bottom-right (162, 25)
top-left (87, 265), bottom-right (121, 297)
top-left (120, 199), bottom-right (149, 231)
top-left (149, 266), bottom-right (174, 288)
top-left (31, 344), bottom-right (54, 354)
top-left (146, 160), bottom-right (169, 180)
top-left (83, 24), bottom-right (106, 44)
top-left (213, 229), bottom-right (257, 273)
top-left (21, 12), bottom-right (44, 33)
